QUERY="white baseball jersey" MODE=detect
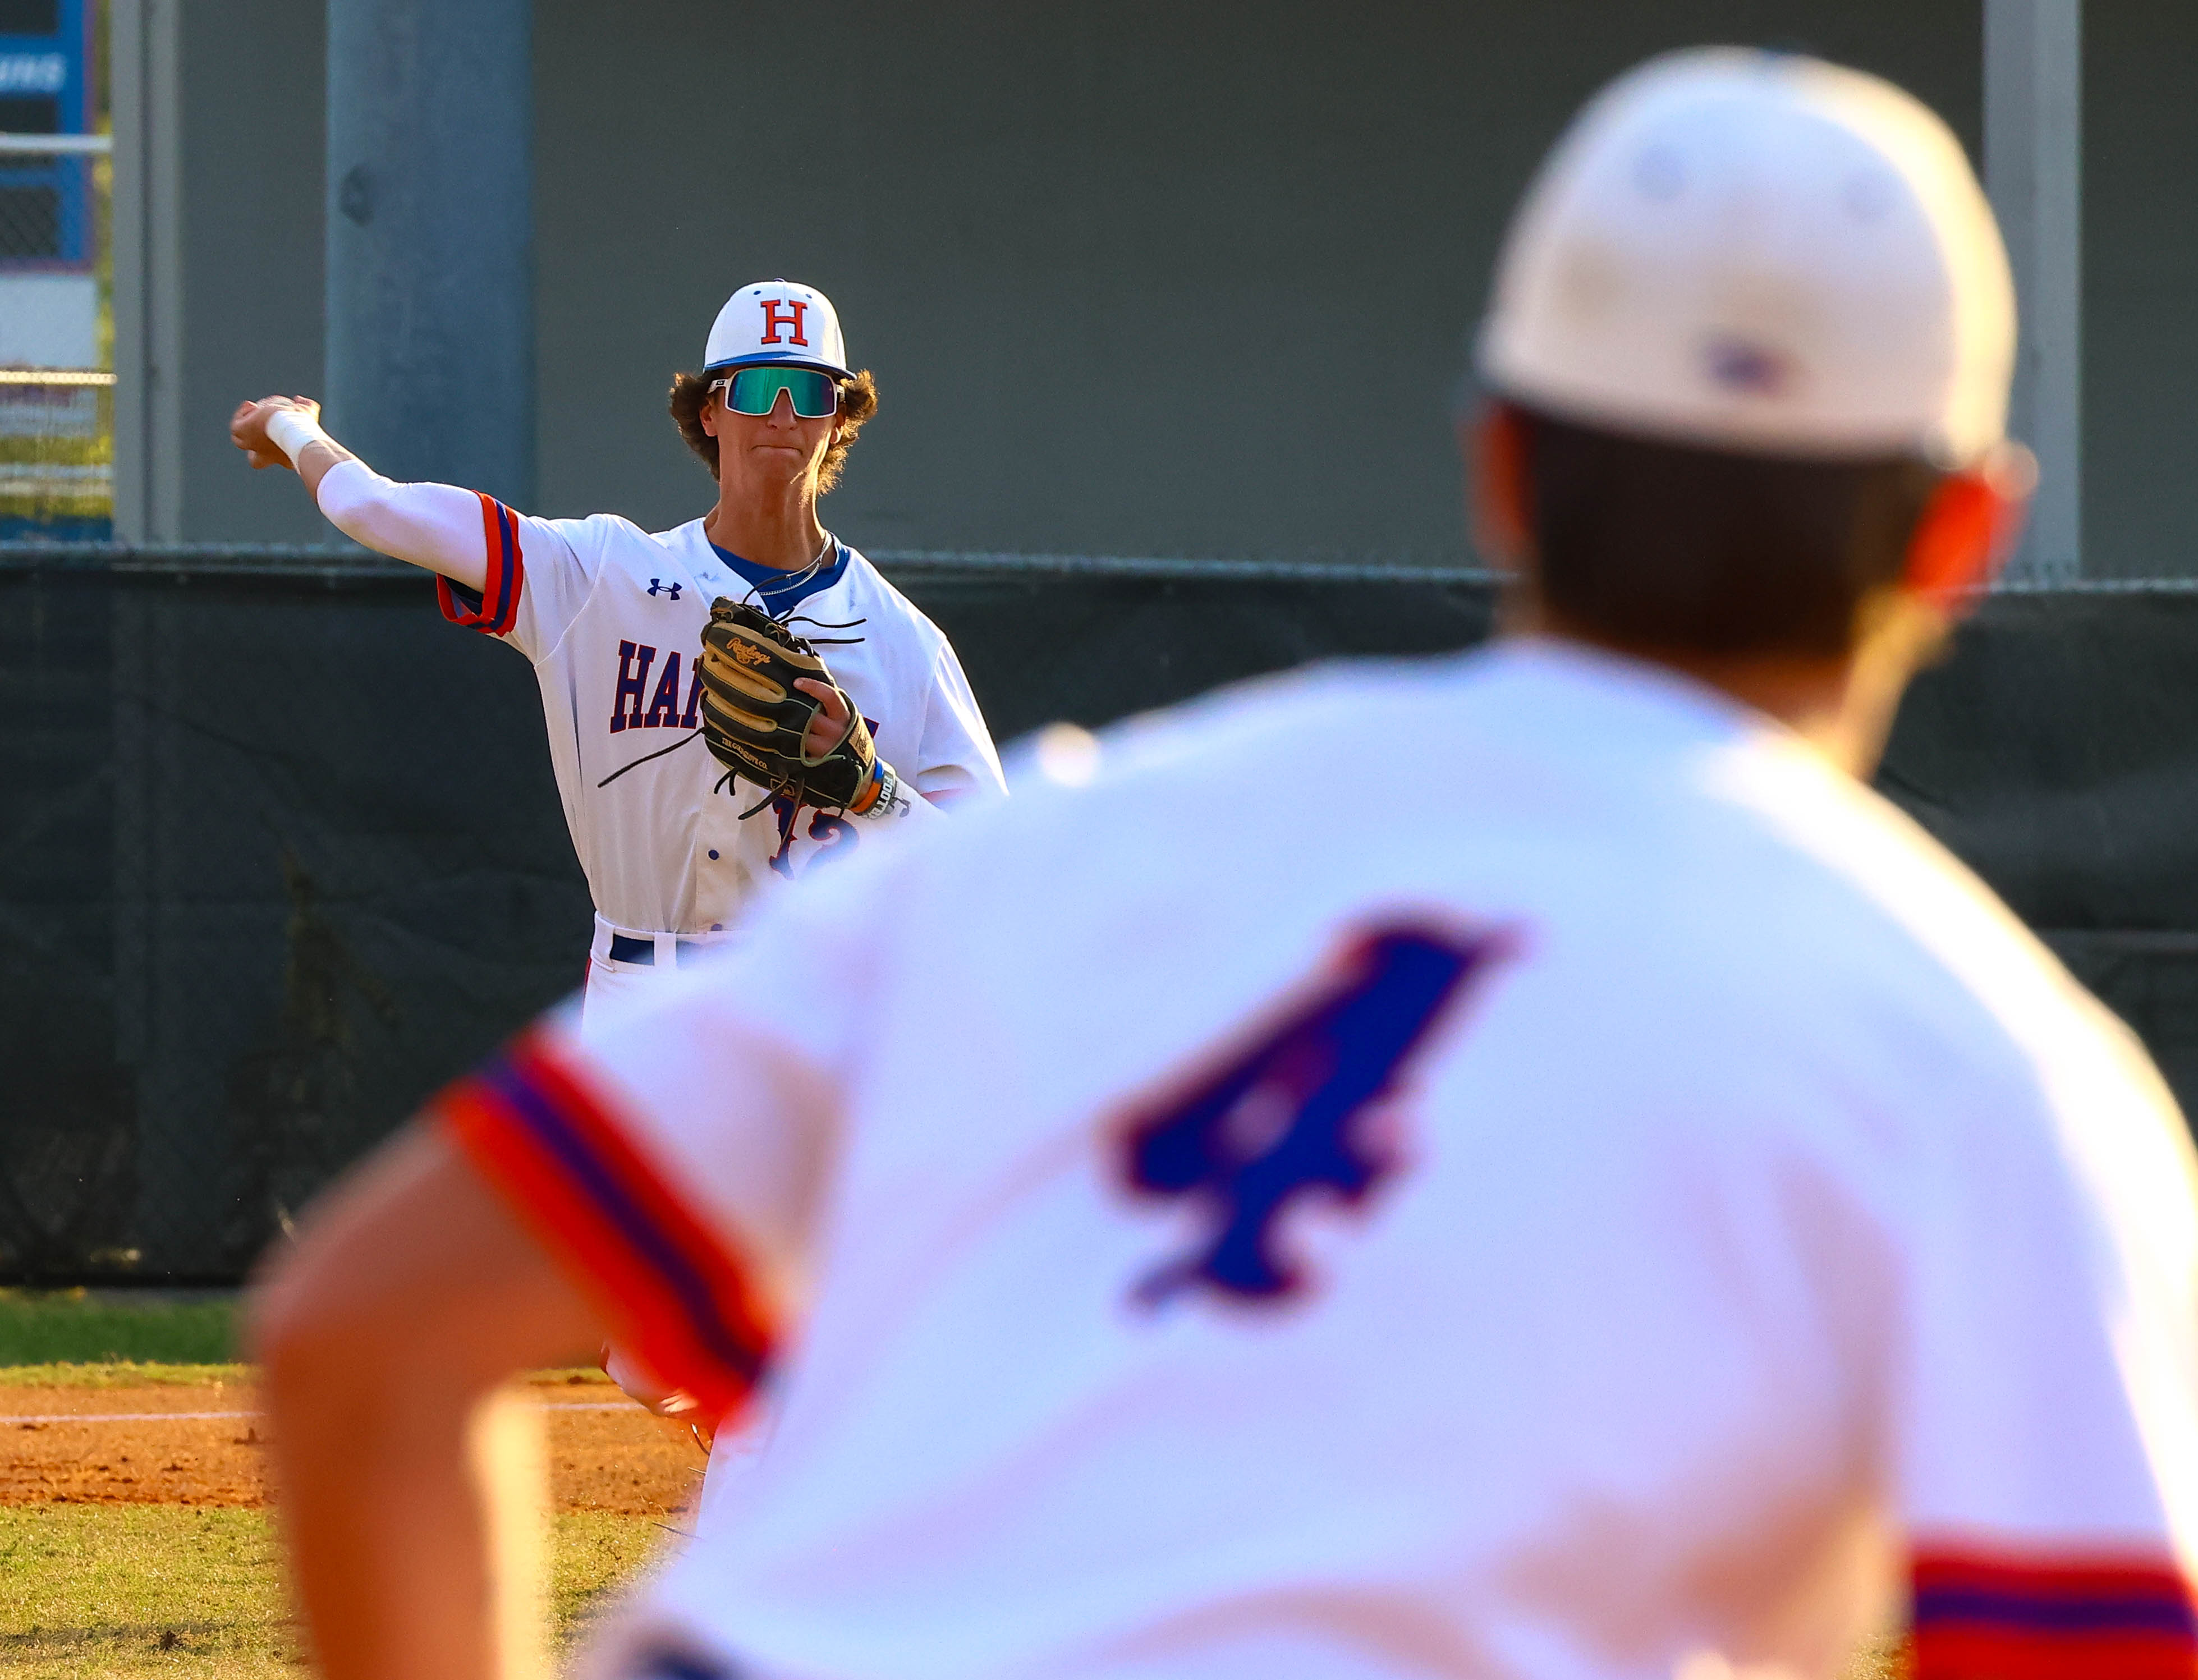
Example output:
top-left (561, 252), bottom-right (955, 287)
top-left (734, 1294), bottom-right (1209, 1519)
top-left (316, 459), bottom-right (1004, 942)
top-left (438, 640), bottom-right (2198, 1680)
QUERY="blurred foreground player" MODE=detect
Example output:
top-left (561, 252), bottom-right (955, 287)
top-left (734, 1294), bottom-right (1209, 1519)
top-left (253, 50), bottom-right (2197, 1680)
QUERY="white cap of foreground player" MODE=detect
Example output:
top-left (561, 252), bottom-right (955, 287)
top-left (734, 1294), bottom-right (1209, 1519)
top-left (703, 279), bottom-right (853, 379)
top-left (1477, 48), bottom-right (2016, 465)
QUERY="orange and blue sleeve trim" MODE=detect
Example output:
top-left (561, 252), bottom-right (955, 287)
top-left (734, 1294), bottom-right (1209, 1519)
top-left (438, 1031), bottom-right (774, 1424)
top-left (435, 493), bottom-right (525, 636)
top-left (1912, 1549), bottom-right (2198, 1678)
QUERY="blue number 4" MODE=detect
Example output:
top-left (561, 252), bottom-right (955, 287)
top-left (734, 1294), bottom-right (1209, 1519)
top-left (1119, 922), bottom-right (1512, 1309)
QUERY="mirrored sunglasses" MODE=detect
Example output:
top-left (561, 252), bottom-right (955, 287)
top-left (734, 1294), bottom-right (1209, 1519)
top-left (712, 366), bottom-right (841, 419)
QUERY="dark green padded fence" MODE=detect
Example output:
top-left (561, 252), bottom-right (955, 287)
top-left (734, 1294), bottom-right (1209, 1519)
top-left (2, 545), bottom-right (2192, 1280)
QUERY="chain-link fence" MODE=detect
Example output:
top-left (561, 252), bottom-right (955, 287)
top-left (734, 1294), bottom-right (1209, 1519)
top-left (1, 131), bottom-right (112, 541)
top-left (0, 548), bottom-right (1500, 1282)
top-left (4, 548), bottom-right (2198, 1282)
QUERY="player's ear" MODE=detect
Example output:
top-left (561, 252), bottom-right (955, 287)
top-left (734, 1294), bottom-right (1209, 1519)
top-left (1466, 401), bottom-right (1534, 568)
top-left (1901, 440), bottom-right (2036, 613)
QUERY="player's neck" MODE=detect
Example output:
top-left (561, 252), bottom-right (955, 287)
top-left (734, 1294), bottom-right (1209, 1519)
top-left (704, 485), bottom-right (829, 573)
top-left (1642, 645), bottom-right (1890, 777)
top-left (1519, 594), bottom-right (1945, 780)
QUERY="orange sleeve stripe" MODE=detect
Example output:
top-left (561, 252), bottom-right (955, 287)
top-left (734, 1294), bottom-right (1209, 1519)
top-left (1913, 1548), bottom-right (2198, 1679)
top-left (437, 1032), bottom-right (773, 1422)
top-left (434, 495), bottom-right (525, 636)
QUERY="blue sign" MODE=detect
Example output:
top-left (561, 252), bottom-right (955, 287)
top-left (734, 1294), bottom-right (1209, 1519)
top-left (0, 0), bottom-right (94, 270)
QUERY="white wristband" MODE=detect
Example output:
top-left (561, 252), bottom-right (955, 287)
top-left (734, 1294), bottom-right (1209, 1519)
top-left (263, 407), bottom-right (329, 466)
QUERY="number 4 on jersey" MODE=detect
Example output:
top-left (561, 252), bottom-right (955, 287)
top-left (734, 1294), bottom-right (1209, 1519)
top-left (1118, 922), bottom-right (1513, 1309)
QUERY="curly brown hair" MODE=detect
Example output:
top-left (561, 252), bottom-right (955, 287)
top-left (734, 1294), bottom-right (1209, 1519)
top-left (667, 368), bottom-right (879, 494)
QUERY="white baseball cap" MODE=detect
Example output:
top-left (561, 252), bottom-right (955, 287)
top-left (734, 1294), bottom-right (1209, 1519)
top-left (703, 280), bottom-right (852, 378)
top-left (1476, 49), bottom-right (2016, 465)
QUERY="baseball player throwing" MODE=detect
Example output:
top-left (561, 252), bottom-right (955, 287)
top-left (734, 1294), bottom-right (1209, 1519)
top-left (235, 280), bottom-right (1003, 1434)
top-left (253, 52), bottom-right (2197, 1680)
top-left (230, 279), bottom-right (1005, 1027)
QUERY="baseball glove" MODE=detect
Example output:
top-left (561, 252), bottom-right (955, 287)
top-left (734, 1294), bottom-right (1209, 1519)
top-left (698, 596), bottom-right (878, 811)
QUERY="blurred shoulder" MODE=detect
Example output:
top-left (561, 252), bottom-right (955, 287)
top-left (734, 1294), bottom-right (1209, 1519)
top-left (1094, 650), bottom-right (1480, 778)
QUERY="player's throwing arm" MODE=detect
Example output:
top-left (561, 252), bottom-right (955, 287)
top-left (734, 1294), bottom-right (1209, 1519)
top-left (231, 397), bottom-right (490, 594)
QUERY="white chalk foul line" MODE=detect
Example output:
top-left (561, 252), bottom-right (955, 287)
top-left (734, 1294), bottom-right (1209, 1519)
top-left (7, 1410), bottom-right (253, 1425)
top-left (4, 1402), bottom-right (640, 1426)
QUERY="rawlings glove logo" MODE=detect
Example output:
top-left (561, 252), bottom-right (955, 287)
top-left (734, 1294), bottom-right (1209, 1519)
top-left (698, 596), bottom-right (879, 814)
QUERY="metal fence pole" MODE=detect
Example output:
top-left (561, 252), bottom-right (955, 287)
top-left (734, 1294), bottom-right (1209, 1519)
top-left (111, 0), bottom-right (184, 543)
top-left (324, 0), bottom-right (534, 508)
top-left (1985, 0), bottom-right (2083, 583)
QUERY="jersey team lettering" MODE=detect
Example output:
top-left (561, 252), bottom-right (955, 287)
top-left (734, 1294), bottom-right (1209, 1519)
top-left (611, 641), bottom-right (704, 734)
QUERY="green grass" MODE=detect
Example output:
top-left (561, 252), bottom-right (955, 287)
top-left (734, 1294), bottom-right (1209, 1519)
top-left (0, 1499), bottom-right (1901, 1679)
top-left (0, 1507), bottom-right (290, 1677)
top-left (0, 1291), bottom-right (238, 1369)
top-left (552, 1509), bottom-right (673, 1646)
top-left (0, 1363), bottom-right (250, 1389)
top-left (0, 1505), bottom-right (664, 1677)
top-left (0, 417), bottom-right (114, 528)
top-left (0, 1292), bottom-right (620, 1381)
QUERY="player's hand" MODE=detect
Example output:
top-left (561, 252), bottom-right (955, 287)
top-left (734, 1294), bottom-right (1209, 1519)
top-left (795, 677), bottom-right (857, 758)
top-left (230, 394), bottom-right (319, 471)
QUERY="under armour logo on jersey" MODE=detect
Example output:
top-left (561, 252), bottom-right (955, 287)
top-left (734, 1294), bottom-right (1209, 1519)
top-left (648, 578), bottom-right (682, 600)
top-left (759, 297), bottom-right (809, 346)
top-left (1118, 923), bottom-right (1512, 1308)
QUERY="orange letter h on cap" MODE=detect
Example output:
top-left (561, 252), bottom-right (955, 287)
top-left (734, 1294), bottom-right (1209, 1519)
top-left (759, 298), bottom-right (809, 346)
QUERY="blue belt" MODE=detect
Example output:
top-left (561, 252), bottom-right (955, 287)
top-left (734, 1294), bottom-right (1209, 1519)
top-left (607, 933), bottom-right (706, 966)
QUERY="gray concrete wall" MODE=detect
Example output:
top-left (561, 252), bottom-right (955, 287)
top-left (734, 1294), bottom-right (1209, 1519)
top-left (187, 1), bottom-right (1983, 554)
top-left (325, 0), bottom-right (535, 511)
top-left (2084, 3), bottom-right (2198, 581)
top-left (175, 0), bottom-right (326, 543)
top-left (531, 1), bottom-right (1983, 563)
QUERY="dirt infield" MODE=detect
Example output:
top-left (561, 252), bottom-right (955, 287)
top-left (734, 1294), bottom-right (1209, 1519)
top-left (0, 1365), bottom-right (1907, 1680)
top-left (0, 1374), bottom-right (704, 1515)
